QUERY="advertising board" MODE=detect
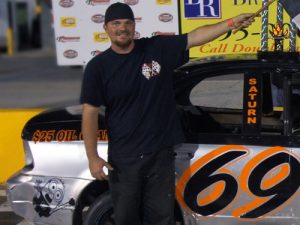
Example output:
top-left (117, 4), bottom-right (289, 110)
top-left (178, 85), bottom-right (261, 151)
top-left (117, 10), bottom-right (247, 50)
top-left (52, 0), bottom-right (300, 65)
top-left (180, 0), bottom-right (300, 58)
top-left (52, 0), bottom-right (180, 65)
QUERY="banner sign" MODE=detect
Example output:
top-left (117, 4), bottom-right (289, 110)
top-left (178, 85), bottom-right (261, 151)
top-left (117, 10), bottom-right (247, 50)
top-left (52, 0), bottom-right (300, 65)
top-left (52, 0), bottom-right (180, 65)
top-left (180, 0), bottom-right (300, 58)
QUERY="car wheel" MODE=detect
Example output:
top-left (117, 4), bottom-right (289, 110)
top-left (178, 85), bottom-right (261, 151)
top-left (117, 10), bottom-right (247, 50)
top-left (83, 192), bottom-right (114, 225)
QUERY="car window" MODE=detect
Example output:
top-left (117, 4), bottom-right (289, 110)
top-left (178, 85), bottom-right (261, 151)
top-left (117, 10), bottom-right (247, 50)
top-left (186, 72), bottom-right (284, 136)
top-left (190, 74), bottom-right (243, 109)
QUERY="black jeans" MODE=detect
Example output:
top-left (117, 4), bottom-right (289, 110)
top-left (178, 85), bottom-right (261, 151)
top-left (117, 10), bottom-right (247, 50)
top-left (108, 148), bottom-right (175, 225)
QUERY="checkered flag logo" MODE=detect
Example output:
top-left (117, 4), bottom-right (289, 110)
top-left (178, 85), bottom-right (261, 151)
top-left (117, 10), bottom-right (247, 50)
top-left (142, 60), bottom-right (161, 80)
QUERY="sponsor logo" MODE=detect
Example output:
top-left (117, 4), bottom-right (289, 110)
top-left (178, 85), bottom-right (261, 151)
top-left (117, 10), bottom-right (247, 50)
top-left (91, 50), bottom-right (102, 56)
top-left (32, 129), bottom-right (107, 142)
top-left (63, 50), bottom-right (78, 59)
top-left (59, 0), bottom-right (74, 8)
top-left (32, 178), bottom-right (75, 217)
top-left (124, 0), bottom-right (139, 5)
top-left (156, 0), bottom-right (172, 5)
top-left (86, 0), bottom-right (110, 5)
top-left (56, 36), bottom-right (80, 43)
top-left (184, 0), bottom-right (221, 19)
top-left (134, 31), bottom-right (141, 39)
top-left (94, 32), bottom-right (109, 42)
top-left (152, 31), bottom-right (175, 36)
top-left (60, 17), bottom-right (76, 27)
top-left (159, 13), bottom-right (173, 22)
top-left (135, 17), bottom-right (142, 22)
top-left (245, 77), bottom-right (259, 125)
top-left (233, 0), bottom-right (258, 5)
top-left (91, 14), bottom-right (105, 23)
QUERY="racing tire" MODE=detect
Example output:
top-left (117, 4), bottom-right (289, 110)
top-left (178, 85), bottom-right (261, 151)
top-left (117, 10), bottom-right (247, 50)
top-left (83, 192), bottom-right (114, 225)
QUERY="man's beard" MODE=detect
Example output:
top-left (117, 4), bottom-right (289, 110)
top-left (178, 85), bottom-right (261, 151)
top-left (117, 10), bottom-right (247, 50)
top-left (114, 39), bottom-right (132, 48)
top-left (114, 31), bottom-right (133, 48)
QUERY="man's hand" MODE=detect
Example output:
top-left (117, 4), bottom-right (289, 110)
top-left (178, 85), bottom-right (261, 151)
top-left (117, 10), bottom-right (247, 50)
top-left (232, 13), bottom-right (255, 30)
top-left (89, 156), bottom-right (113, 180)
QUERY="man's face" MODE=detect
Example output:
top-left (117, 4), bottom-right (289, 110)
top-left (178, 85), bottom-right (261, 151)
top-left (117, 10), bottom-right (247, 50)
top-left (104, 19), bottom-right (135, 49)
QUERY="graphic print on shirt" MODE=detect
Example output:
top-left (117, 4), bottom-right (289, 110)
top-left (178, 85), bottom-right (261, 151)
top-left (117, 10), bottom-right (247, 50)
top-left (142, 60), bottom-right (161, 80)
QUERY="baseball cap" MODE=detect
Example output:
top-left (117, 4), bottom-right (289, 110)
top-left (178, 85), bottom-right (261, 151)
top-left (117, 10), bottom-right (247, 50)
top-left (104, 2), bottom-right (135, 24)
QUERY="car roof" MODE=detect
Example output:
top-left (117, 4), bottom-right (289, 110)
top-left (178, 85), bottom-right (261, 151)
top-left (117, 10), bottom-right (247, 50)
top-left (175, 52), bottom-right (300, 75)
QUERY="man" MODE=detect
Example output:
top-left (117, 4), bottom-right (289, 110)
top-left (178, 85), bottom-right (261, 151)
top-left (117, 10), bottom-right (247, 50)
top-left (80, 2), bottom-right (254, 225)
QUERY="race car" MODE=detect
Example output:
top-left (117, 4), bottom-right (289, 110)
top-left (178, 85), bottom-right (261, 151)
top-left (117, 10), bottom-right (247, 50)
top-left (6, 51), bottom-right (300, 225)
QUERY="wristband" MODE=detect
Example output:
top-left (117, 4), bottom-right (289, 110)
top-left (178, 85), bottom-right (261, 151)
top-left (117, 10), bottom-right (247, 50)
top-left (227, 18), bottom-right (235, 29)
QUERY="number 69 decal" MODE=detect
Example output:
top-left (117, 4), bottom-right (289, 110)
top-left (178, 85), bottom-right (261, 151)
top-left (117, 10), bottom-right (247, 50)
top-left (175, 145), bottom-right (300, 221)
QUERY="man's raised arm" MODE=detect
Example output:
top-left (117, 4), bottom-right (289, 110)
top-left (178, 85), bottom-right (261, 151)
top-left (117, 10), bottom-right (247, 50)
top-left (187, 13), bottom-right (255, 49)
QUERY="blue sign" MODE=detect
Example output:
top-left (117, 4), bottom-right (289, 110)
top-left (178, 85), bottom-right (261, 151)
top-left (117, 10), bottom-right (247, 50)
top-left (184, 0), bottom-right (221, 19)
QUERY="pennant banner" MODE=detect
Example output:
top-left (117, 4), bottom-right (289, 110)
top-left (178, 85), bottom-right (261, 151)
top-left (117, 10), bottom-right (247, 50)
top-left (281, 0), bottom-right (300, 29)
top-left (281, 0), bottom-right (300, 18)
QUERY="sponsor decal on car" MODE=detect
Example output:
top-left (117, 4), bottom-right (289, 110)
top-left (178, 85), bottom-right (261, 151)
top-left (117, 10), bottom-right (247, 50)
top-left (56, 36), bottom-right (80, 43)
top-left (245, 77), bottom-right (258, 125)
top-left (85, 0), bottom-right (110, 5)
top-left (176, 145), bottom-right (300, 221)
top-left (159, 13), bottom-right (173, 22)
top-left (32, 129), bottom-right (108, 142)
top-left (91, 14), bottom-right (105, 23)
top-left (124, 0), bottom-right (139, 5)
top-left (60, 17), bottom-right (76, 27)
top-left (33, 178), bottom-right (75, 217)
top-left (63, 50), bottom-right (78, 59)
top-left (59, 0), bottom-right (74, 8)
top-left (152, 31), bottom-right (176, 36)
top-left (93, 32), bottom-right (109, 42)
top-left (156, 0), bottom-right (172, 5)
top-left (242, 74), bottom-right (261, 134)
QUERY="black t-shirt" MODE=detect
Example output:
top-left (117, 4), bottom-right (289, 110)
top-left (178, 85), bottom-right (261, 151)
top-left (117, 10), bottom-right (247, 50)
top-left (80, 34), bottom-right (188, 158)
